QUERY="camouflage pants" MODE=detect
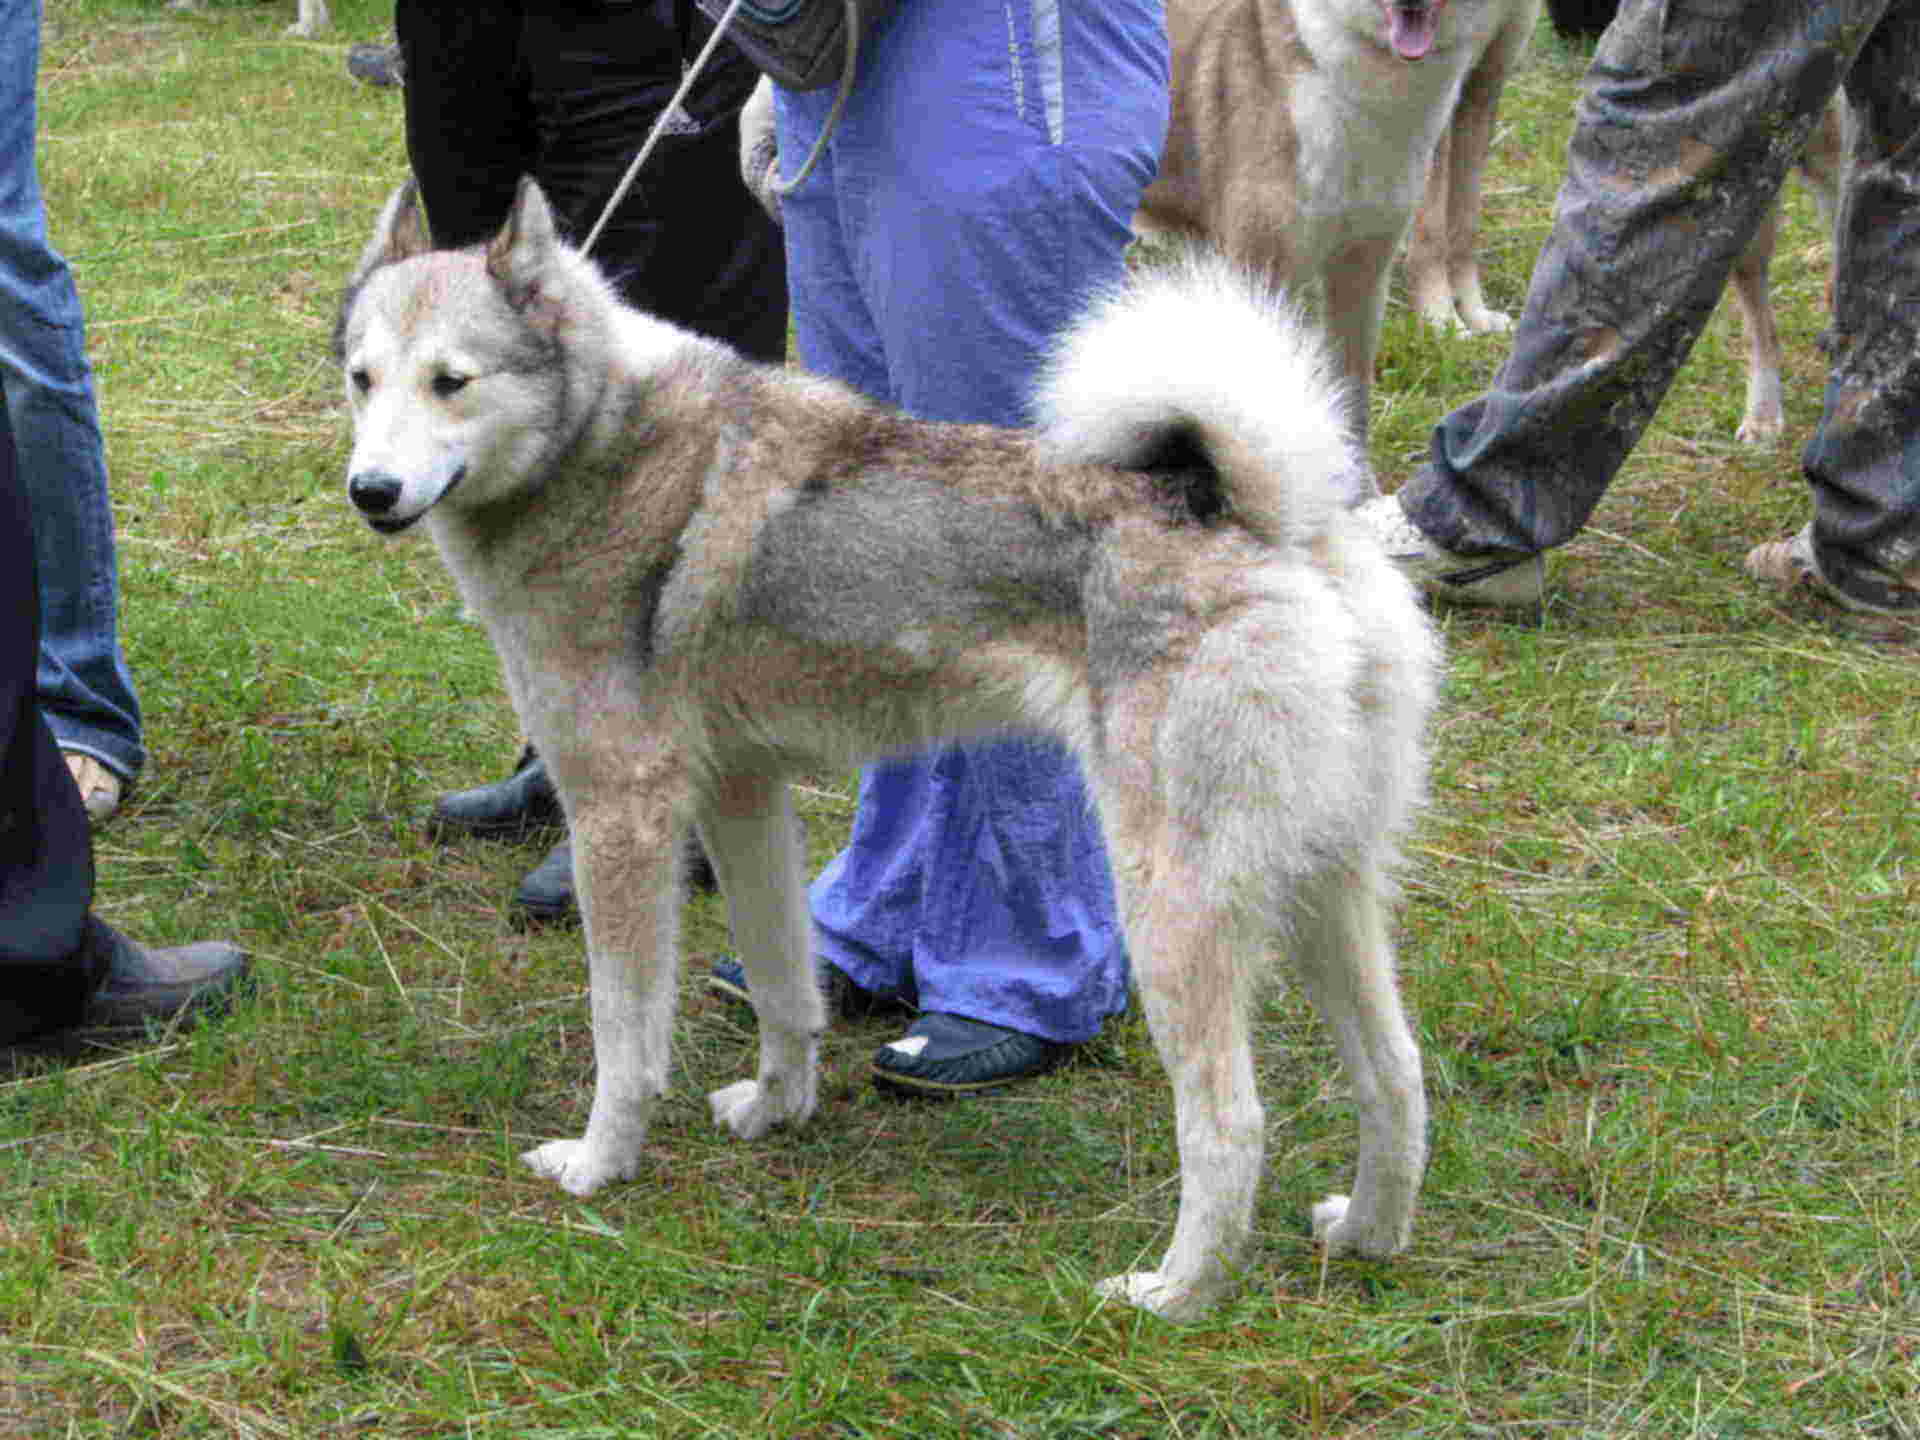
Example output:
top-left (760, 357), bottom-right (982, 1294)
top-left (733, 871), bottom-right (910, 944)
top-left (1399, 0), bottom-right (1920, 609)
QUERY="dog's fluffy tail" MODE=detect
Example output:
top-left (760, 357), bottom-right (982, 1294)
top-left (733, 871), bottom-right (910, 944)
top-left (1032, 250), bottom-right (1360, 548)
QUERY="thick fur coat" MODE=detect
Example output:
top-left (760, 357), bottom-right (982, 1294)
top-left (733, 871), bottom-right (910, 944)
top-left (338, 178), bottom-right (1442, 1319)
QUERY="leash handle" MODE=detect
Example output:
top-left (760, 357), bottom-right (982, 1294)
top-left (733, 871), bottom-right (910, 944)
top-left (768, 0), bottom-right (860, 197)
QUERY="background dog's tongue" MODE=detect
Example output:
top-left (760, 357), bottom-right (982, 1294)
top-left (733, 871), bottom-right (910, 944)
top-left (1389, 5), bottom-right (1438, 59)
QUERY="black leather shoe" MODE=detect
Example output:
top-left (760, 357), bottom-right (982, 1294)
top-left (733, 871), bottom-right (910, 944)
top-left (83, 922), bottom-right (252, 1030)
top-left (871, 1012), bottom-right (1068, 1096)
top-left (708, 955), bottom-right (911, 1020)
top-left (509, 833), bottom-right (718, 928)
top-left (346, 41), bottom-right (403, 88)
top-left (429, 749), bottom-right (563, 843)
top-left (510, 836), bottom-right (577, 928)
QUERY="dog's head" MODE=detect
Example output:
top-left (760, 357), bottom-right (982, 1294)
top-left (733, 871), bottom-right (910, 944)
top-left (336, 177), bottom-right (605, 535)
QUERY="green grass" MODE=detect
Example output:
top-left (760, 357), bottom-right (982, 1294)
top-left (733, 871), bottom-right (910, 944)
top-left (3, 4), bottom-right (1917, 1435)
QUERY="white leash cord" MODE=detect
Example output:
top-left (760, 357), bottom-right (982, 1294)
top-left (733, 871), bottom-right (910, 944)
top-left (580, 0), bottom-right (861, 255)
top-left (581, 0), bottom-right (750, 257)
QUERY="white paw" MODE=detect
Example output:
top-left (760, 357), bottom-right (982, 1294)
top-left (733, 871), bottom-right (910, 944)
top-left (1311, 1193), bottom-right (1353, 1249)
top-left (521, 1137), bottom-right (642, 1196)
top-left (1312, 1193), bottom-right (1407, 1259)
top-left (707, 1077), bottom-right (811, 1140)
top-left (1096, 1270), bottom-right (1201, 1321)
top-left (1462, 307), bottom-right (1514, 335)
top-left (1736, 416), bottom-right (1785, 447)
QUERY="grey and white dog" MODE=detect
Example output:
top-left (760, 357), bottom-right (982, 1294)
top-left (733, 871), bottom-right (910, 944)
top-left (337, 177), bottom-right (1442, 1320)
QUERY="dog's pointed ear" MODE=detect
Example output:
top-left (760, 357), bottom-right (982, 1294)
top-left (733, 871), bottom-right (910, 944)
top-left (486, 176), bottom-right (562, 311)
top-left (351, 179), bottom-right (432, 284)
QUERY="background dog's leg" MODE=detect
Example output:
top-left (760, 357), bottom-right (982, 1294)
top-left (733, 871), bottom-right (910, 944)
top-left (701, 773), bottom-right (823, 1141)
top-left (1299, 869), bottom-right (1427, 1260)
top-left (1095, 879), bottom-right (1264, 1322)
top-left (1321, 236), bottom-right (1398, 444)
top-left (1408, 126), bottom-right (1464, 332)
top-left (1437, 5), bottom-right (1536, 334)
top-left (1730, 202), bottom-right (1788, 447)
top-left (289, 0), bottom-right (329, 37)
top-left (522, 793), bottom-right (686, 1195)
top-left (1731, 97), bottom-right (1846, 446)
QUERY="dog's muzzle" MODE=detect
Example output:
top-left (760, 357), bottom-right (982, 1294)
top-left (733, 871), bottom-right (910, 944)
top-left (348, 467), bottom-right (462, 534)
top-left (348, 471), bottom-right (414, 533)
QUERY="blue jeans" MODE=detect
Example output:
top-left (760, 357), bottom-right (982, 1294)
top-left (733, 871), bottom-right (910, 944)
top-left (776, 0), bottom-right (1168, 1043)
top-left (0, 0), bottom-right (143, 781)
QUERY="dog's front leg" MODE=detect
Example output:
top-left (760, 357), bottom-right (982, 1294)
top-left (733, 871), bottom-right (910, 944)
top-left (700, 772), bottom-right (823, 1140)
top-left (522, 793), bottom-right (685, 1195)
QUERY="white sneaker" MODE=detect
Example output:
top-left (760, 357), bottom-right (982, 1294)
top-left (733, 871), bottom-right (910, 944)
top-left (1352, 494), bottom-right (1544, 608)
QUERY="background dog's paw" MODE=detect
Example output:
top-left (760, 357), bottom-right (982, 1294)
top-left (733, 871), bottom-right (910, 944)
top-left (1311, 1193), bottom-right (1354, 1249)
top-left (521, 1138), bottom-right (640, 1196)
top-left (1312, 1193), bottom-right (1406, 1258)
top-left (1095, 1270), bottom-right (1203, 1322)
top-left (707, 1078), bottom-right (812, 1141)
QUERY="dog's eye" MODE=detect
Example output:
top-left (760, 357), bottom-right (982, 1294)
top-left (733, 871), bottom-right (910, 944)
top-left (349, 368), bottom-right (372, 393)
top-left (433, 373), bottom-right (470, 398)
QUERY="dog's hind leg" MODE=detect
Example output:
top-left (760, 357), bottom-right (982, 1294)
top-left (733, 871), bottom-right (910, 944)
top-left (1096, 869), bottom-right (1266, 1322)
top-left (1298, 866), bottom-right (1426, 1260)
top-left (701, 772), bottom-right (823, 1141)
top-left (523, 785), bottom-right (690, 1196)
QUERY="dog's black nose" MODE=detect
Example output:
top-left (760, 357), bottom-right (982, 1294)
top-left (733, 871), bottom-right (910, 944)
top-left (348, 472), bottom-right (403, 515)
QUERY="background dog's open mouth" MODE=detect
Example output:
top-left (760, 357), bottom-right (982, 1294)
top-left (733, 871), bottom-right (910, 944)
top-left (1385, 2), bottom-right (1440, 59)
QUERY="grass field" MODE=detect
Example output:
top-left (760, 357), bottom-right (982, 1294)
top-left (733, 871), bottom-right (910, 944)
top-left (3, 2), bottom-right (1917, 1434)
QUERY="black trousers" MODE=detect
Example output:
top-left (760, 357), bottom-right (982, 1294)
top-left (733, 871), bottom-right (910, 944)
top-left (1, 399), bottom-right (105, 1044)
top-left (395, 0), bottom-right (790, 364)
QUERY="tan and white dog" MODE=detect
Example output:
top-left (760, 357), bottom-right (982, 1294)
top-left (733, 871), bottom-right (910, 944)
top-left (1137, 0), bottom-right (1542, 436)
top-left (338, 178), bottom-right (1443, 1320)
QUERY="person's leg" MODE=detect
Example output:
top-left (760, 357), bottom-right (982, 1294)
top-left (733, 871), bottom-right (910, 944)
top-left (394, 0), bottom-right (535, 248)
top-left (780, 0), bottom-right (1166, 1074)
top-left (522, 4), bottom-right (789, 363)
top-left (764, 72), bottom-right (917, 1005)
top-left (0, 0), bottom-right (143, 791)
top-left (0, 395), bottom-right (100, 1044)
top-left (1381, 0), bottom-right (1884, 598)
top-left (1747, 1), bottom-right (1920, 611)
top-left (408, 5), bottom-right (788, 911)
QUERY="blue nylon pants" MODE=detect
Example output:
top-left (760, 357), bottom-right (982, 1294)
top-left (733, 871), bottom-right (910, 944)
top-left (774, 0), bottom-right (1168, 1043)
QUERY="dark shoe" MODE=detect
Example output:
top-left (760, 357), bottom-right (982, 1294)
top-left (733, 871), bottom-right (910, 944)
top-left (1353, 493), bottom-right (1545, 609)
top-left (510, 836), bottom-right (577, 929)
top-left (708, 955), bottom-right (910, 1020)
top-left (84, 923), bottom-right (251, 1030)
top-left (508, 832), bottom-right (718, 929)
top-left (429, 749), bottom-right (562, 843)
top-left (1745, 523), bottom-right (1920, 615)
top-left (346, 41), bottom-right (404, 88)
top-left (871, 1012), bottom-right (1068, 1096)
